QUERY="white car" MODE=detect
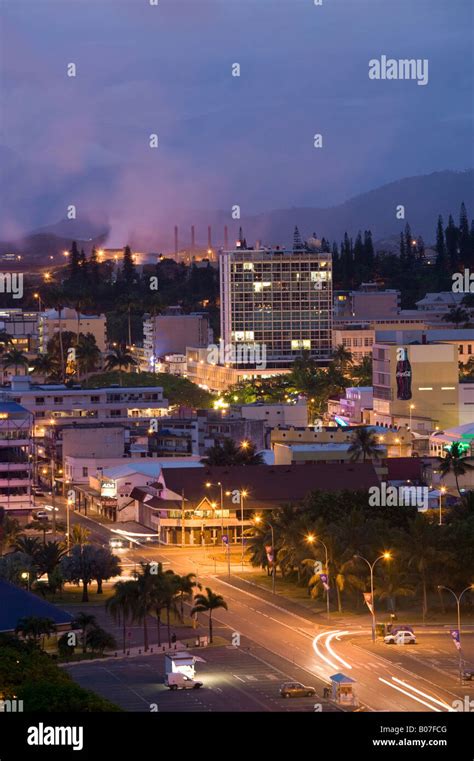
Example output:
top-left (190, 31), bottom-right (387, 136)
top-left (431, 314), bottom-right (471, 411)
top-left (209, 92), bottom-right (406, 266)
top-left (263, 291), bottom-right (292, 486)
top-left (384, 630), bottom-right (416, 645)
top-left (165, 673), bottom-right (203, 690)
top-left (33, 510), bottom-right (49, 521)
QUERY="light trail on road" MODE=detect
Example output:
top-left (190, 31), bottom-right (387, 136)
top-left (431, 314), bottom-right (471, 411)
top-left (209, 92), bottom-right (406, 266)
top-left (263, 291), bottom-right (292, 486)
top-left (391, 677), bottom-right (455, 711)
top-left (378, 677), bottom-right (443, 711)
top-left (324, 631), bottom-right (353, 670)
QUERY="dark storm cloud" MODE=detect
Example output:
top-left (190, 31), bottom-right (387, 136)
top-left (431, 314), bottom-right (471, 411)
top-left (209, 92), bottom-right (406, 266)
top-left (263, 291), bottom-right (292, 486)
top-left (0, 0), bottom-right (472, 240)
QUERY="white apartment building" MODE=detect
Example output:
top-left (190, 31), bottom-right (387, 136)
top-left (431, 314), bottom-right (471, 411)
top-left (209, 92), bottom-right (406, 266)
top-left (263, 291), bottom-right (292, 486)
top-left (3, 376), bottom-right (168, 437)
top-left (38, 308), bottom-right (107, 352)
top-left (332, 325), bottom-right (375, 363)
top-left (0, 401), bottom-right (33, 514)
top-left (219, 238), bottom-right (333, 367)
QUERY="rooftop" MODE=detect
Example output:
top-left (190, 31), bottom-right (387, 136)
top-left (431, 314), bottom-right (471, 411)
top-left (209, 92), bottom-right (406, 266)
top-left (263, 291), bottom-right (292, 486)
top-left (0, 580), bottom-right (73, 633)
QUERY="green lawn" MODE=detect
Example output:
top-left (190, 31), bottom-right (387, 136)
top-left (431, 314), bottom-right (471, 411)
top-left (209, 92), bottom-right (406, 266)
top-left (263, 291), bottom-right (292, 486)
top-left (42, 585), bottom-right (115, 606)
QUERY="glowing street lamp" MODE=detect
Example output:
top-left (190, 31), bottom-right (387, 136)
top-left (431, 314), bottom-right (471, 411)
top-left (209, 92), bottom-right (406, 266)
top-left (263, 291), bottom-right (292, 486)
top-left (33, 292), bottom-right (42, 313)
top-left (254, 514), bottom-right (276, 594)
top-left (353, 552), bottom-right (392, 642)
top-left (439, 486), bottom-right (447, 526)
top-left (305, 533), bottom-right (330, 621)
top-left (205, 481), bottom-right (224, 536)
top-left (409, 403), bottom-right (415, 431)
top-left (437, 585), bottom-right (474, 683)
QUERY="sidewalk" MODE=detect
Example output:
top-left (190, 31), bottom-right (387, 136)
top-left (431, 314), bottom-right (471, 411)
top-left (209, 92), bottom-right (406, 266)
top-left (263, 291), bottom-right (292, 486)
top-left (59, 640), bottom-right (190, 667)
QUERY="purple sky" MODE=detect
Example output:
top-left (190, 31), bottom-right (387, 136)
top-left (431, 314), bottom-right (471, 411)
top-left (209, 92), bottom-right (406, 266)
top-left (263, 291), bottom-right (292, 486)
top-left (0, 0), bottom-right (472, 242)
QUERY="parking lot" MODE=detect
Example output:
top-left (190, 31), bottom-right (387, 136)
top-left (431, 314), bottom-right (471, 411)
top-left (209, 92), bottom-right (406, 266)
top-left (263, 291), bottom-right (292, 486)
top-left (64, 645), bottom-right (340, 713)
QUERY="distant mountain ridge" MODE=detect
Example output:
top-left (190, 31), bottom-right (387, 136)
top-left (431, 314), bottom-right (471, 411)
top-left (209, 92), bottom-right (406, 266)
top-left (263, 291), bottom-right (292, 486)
top-left (1, 169), bottom-right (472, 257)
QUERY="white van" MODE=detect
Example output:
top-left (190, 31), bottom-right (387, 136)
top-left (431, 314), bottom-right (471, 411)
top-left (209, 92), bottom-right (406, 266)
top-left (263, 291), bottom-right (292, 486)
top-left (165, 673), bottom-right (203, 690)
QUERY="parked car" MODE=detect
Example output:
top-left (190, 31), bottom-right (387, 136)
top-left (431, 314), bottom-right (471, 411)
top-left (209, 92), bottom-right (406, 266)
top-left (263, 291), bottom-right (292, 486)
top-left (33, 489), bottom-right (45, 497)
top-left (462, 669), bottom-right (474, 681)
top-left (109, 537), bottom-right (124, 549)
top-left (165, 673), bottom-right (202, 690)
top-left (33, 510), bottom-right (49, 521)
top-left (384, 630), bottom-right (416, 645)
top-left (280, 681), bottom-right (316, 698)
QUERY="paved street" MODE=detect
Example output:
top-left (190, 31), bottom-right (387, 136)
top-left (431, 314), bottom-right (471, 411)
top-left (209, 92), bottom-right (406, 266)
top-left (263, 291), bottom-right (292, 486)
top-left (64, 644), bottom-right (340, 713)
top-left (49, 501), bottom-right (474, 713)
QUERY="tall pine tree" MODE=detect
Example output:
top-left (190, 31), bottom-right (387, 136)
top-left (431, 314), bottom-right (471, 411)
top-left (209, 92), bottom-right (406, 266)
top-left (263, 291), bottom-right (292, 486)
top-left (459, 202), bottom-right (470, 266)
top-left (122, 245), bottom-right (137, 287)
top-left (445, 214), bottom-right (459, 270)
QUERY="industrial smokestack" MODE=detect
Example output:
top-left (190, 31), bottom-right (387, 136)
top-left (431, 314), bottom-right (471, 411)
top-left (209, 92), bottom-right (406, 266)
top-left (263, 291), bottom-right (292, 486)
top-left (208, 226), bottom-right (212, 250)
top-left (174, 226), bottom-right (178, 255)
top-left (224, 225), bottom-right (228, 249)
top-left (191, 225), bottom-right (196, 249)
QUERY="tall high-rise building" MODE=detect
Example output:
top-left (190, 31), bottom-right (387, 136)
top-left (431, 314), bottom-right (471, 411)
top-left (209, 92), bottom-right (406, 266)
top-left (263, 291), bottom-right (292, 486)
top-left (219, 235), bottom-right (333, 368)
top-left (0, 401), bottom-right (33, 514)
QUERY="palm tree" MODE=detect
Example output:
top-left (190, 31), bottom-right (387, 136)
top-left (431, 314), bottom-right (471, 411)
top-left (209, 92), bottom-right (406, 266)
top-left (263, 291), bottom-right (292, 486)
top-left (204, 438), bottom-right (264, 466)
top-left (106, 579), bottom-right (137, 653)
top-left (174, 573), bottom-right (200, 620)
top-left (332, 344), bottom-right (353, 373)
top-left (14, 535), bottom-right (42, 564)
top-left (2, 348), bottom-right (29, 376)
top-left (160, 572), bottom-right (180, 647)
top-left (442, 306), bottom-right (470, 326)
top-left (105, 348), bottom-right (137, 386)
top-left (15, 616), bottom-right (56, 649)
top-left (191, 587), bottom-right (228, 643)
top-left (399, 515), bottom-right (447, 622)
top-left (350, 355), bottom-right (373, 386)
top-left (132, 563), bottom-right (157, 652)
top-left (70, 524), bottom-right (91, 547)
top-left (245, 520), bottom-right (272, 574)
top-left (373, 564), bottom-right (415, 614)
top-left (36, 541), bottom-right (67, 576)
top-left (43, 286), bottom-right (67, 381)
top-left (73, 612), bottom-right (98, 654)
top-left (76, 334), bottom-right (101, 380)
top-left (438, 442), bottom-right (474, 501)
top-left (348, 427), bottom-right (381, 462)
top-left (30, 354), bottom-right (61, 381)
top-left (0, 506), bottom-right (20, 555)
top-left (118, 292), bottom-right (142, 347)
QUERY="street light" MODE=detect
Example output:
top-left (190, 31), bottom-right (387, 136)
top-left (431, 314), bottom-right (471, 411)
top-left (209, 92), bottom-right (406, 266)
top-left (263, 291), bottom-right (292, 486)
top-left (33, 292), bottom-right (42, 313)
top-left (205, 481), bottom-right (224, 538)
top-left (254, 515), bottom-right (276, 594)
top-left (305, 534), bottom-right (330, 621)
top-left (437, 585), bottom-right (473, 683)
top-left (354, 552), bottom-right (392, 642)
top-left (409, 404), bottom-right (415, 431)
top-left (21, 571), bottom-right (30, 591)
top-left (439, 486), bottom-right (447, 526)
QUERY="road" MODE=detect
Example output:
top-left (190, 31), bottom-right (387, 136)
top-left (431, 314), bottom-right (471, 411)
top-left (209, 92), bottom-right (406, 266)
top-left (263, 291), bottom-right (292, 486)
top-left (45, 499), bottom-right (474, 712)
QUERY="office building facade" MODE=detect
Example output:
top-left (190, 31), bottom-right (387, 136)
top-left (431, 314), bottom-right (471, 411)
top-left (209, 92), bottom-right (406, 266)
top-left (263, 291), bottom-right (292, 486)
top-left (219, 242), bottom-right (333, 368)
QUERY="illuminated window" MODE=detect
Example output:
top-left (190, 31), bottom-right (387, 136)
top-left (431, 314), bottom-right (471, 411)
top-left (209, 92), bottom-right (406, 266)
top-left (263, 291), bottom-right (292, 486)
top-left (291, 339), bottom-right (311, 350)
